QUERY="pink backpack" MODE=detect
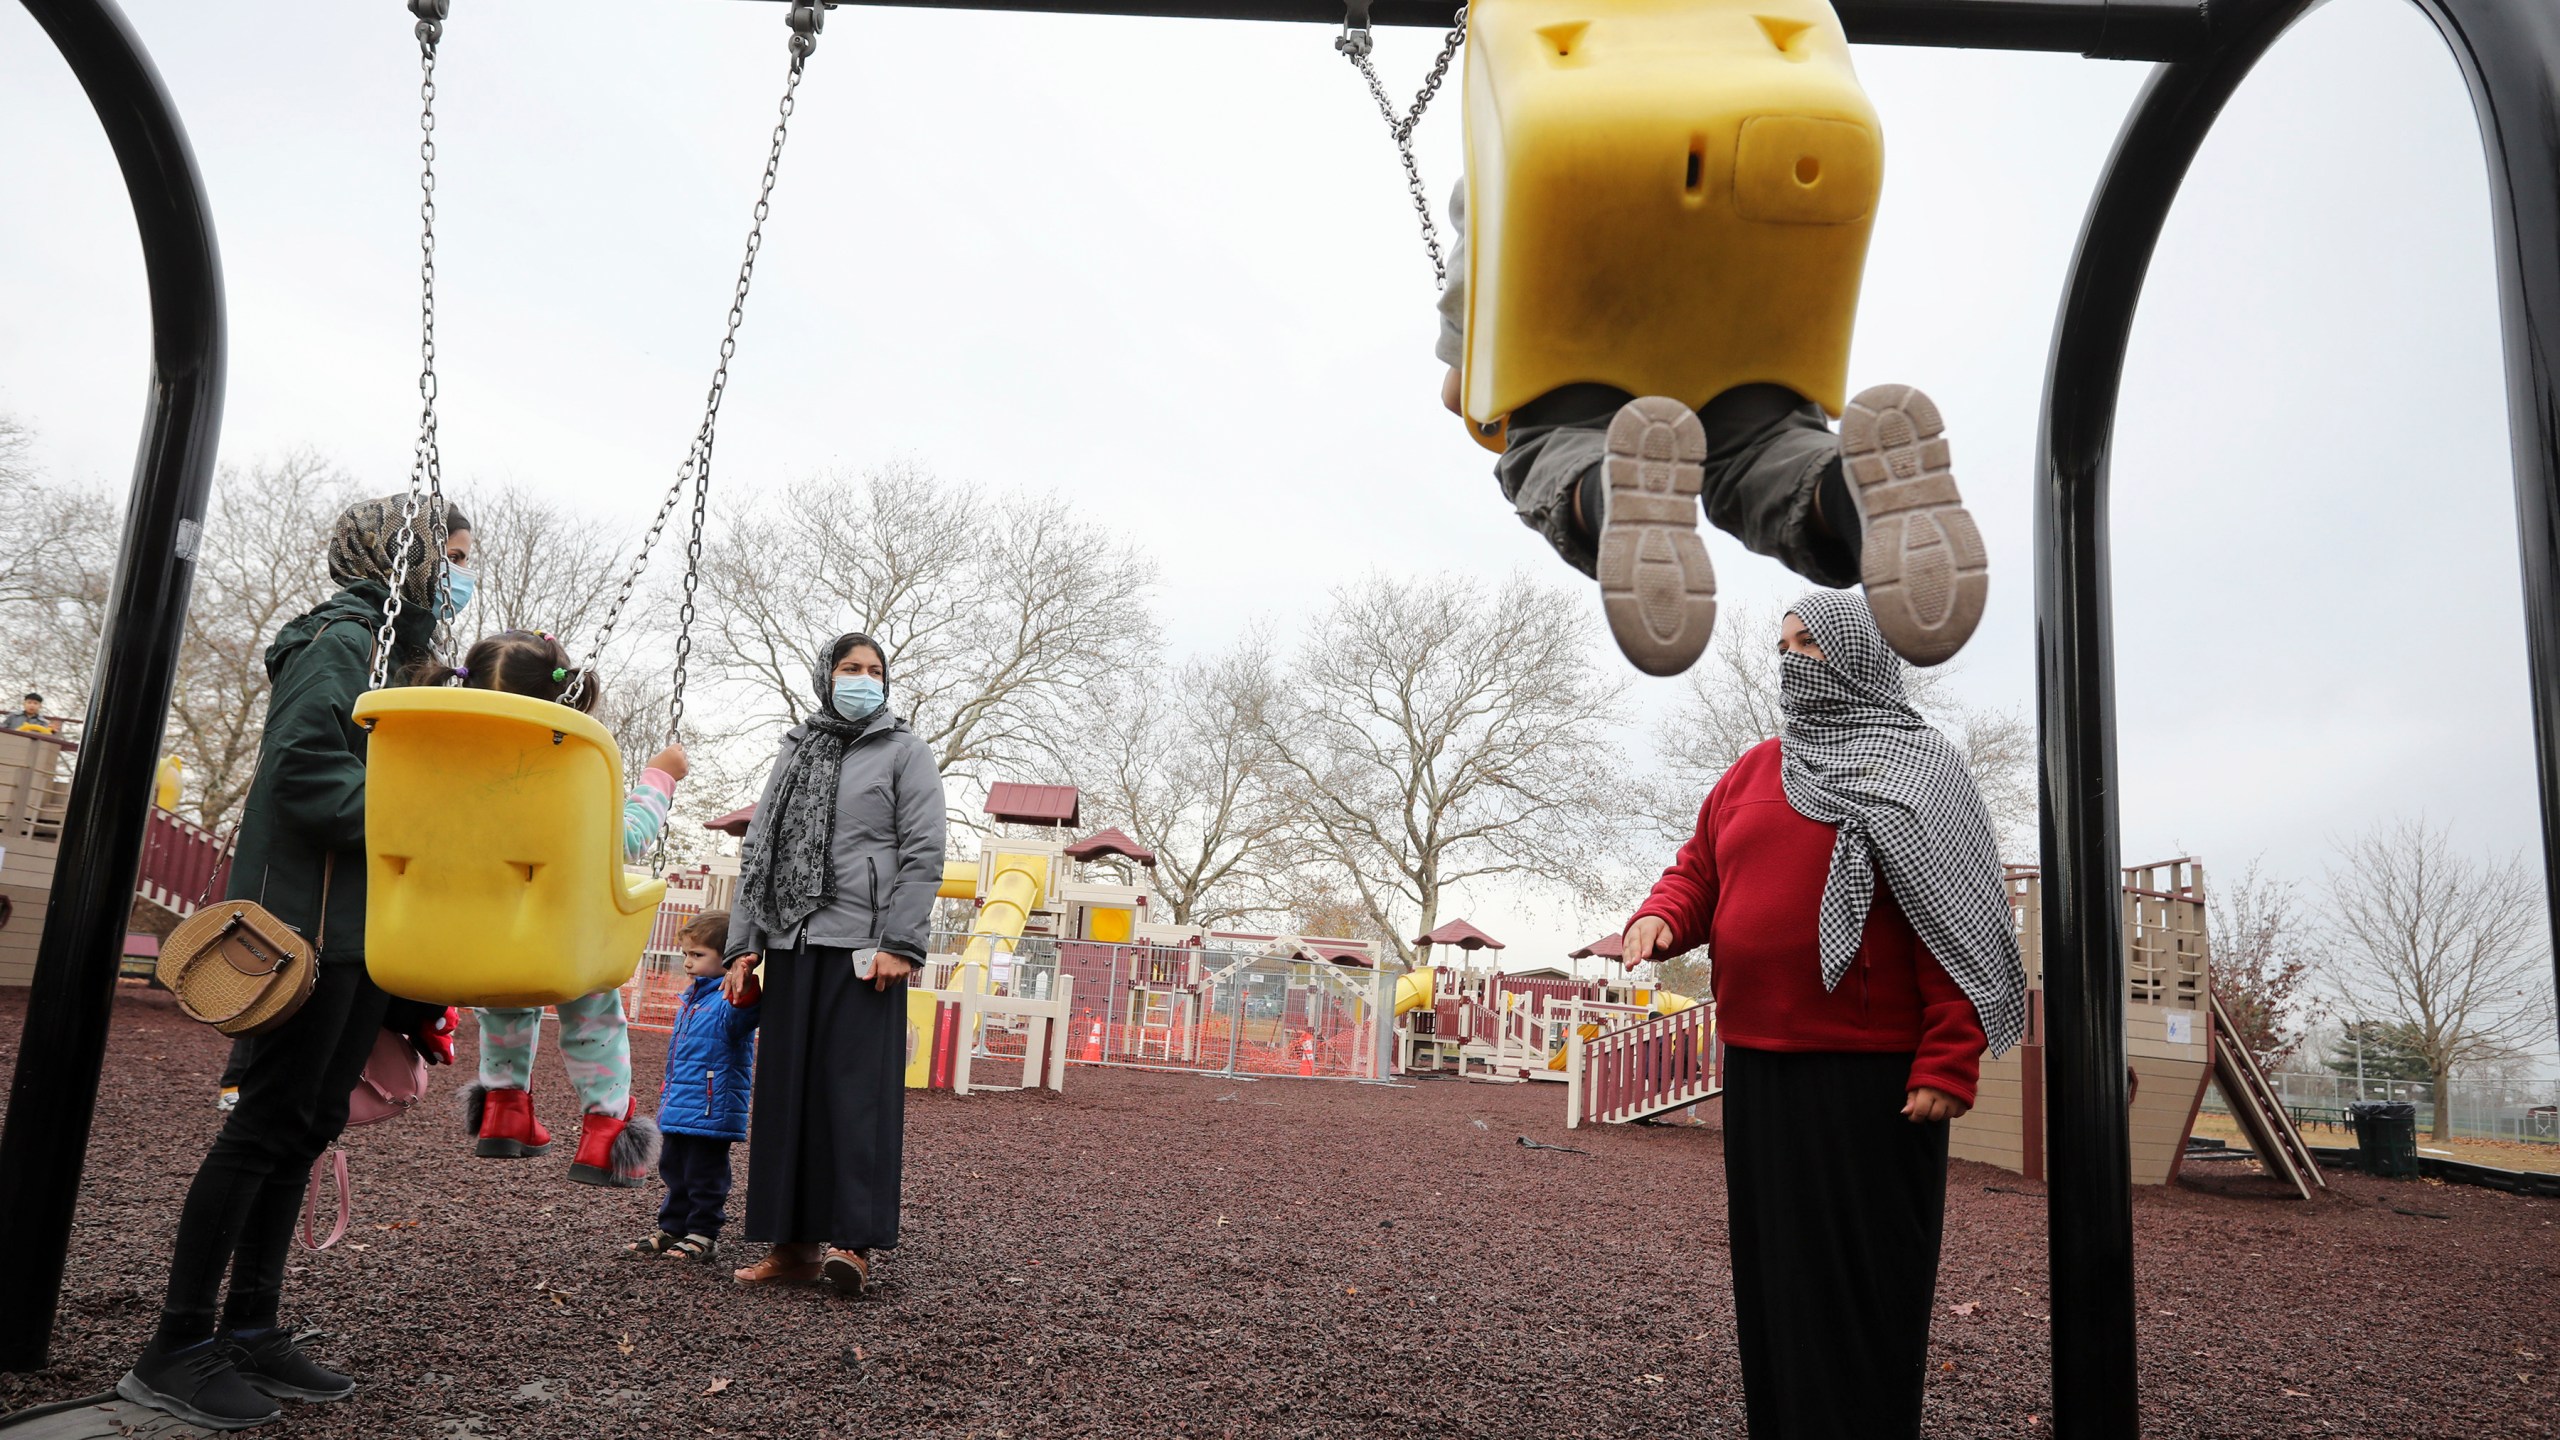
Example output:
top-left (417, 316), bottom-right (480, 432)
top-left (303, 1028), bottom-right (431, 1250)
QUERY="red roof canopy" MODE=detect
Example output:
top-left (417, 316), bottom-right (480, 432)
top-left (985, 782), bottom-right (1079, 828)
top-left (1064, 825), bottom-right (1156, 867)
top-left (1569, 932), bottom-right (1625, 960)
top-left (1411, 918), bottom-right (1504, 950)
top-left (706, 805), bottom-right (757, 837)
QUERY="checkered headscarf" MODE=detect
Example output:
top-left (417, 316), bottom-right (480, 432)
top-left (1778, 591), bottom-right (2027, 1055)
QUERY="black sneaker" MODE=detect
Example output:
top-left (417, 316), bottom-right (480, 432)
top-left (225, 1326), bottom-right (356, 1402)
top-left (118, 1338), bottom-right (282, 1430)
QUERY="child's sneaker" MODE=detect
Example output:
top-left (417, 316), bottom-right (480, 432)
top-left (1597, 397), bottom-right (1718, 677)
top-left (1840, 385), bottom-right (1987, 667)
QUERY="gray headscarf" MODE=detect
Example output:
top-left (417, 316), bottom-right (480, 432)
top-left (1778, 591), bottom-right (2028, 1055)
top-left (326, 495), bottom-right (470, 606)
top-left (736, 632), bottom-right (889, 939)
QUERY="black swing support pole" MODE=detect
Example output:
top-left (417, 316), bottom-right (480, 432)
top-left (0, 0), bottom-right (225, 1374)
top-left (743, 0), bottom-right (2215, 59)
top-left (2035, 0), bottom-right (2560, 1432)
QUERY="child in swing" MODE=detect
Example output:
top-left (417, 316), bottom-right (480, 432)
top-left (408, 629), bottom-right (687, 1188)
top-left (628, 910), bottom-right (760, 1264)
top-left (1433, 180), bottom-right (1990, 679)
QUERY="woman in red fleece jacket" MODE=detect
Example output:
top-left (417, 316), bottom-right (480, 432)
top-left (1626, 594), bottom-right (2027, 1440)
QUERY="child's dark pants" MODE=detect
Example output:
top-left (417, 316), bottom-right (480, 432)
top-left (657, 1133), bottom-right (736, 1239)
top-left (1495, 382), bottom-right (1860, 586)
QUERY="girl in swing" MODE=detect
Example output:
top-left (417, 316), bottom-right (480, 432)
top-left (411, 630), bottom-right (688, 1188)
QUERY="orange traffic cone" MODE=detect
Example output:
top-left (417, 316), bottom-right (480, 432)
top-left (1297, 1031), bottom-right (1317, 1078)
top-left (1081, 1017), bottom-right (1103, 1063)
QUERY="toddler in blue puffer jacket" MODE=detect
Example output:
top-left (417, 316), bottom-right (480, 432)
top-left (629, 911), bottom-right (759, 1264)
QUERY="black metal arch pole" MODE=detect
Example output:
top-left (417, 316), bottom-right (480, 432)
top-left (0, 0), bottom-right (225, 1373)
top-left (2034, 0), bottom-right (2560, 1432)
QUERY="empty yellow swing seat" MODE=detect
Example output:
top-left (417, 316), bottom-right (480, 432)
top-left (1458, 0), bottom-right (1882, 439)
top-left (352, 687), bottom-right (666, 1008)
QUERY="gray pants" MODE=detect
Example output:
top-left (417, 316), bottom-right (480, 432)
top-left (1497, 383), bottom-right (1860, 589)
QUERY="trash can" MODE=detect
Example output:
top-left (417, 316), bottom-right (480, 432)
top-left (2349, 1101), bottom-right (2420, 1178)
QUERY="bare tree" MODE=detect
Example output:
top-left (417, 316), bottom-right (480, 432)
top-left (461, 482), bottom-right (633, 643)
top-left (0, 419), bottom-right (121, 715)
top-left (1644, 599), bottom-right (2037, 856)
top-left (2323, 815), bottom-right (2551, 1138)
top-left (1056, 631), bottom-right (1292, 927)
top-left (2207, 858), bottom-right (2316, 1070)
top-left (697, 463), bottom-right (1158, 808)
top-left (1262, 572), bottom-right (1628, 969)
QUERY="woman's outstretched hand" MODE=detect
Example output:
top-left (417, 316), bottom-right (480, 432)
top-left (870, 954), bottom-right (915, 991)
top-left (1903, 1087), bottom-right (1970, 1124)
top-left (1622, 915), bottom-right (1673, 966)
top-left (724, 953), bottom-right (760, 1005)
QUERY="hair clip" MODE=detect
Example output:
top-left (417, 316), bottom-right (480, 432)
top-left (551, 667), bottom-right (568, 682)
top-left (454, 665), bottom-right (470, 679)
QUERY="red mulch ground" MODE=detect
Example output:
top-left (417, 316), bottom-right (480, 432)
top-left (1, 985), bottom-right (2554, 1438)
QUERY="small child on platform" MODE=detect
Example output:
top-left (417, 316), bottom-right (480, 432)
top-left (421, 630), bottom-right (687, 1188)
top-left (1433, 180), bottom-right (1990, 678)
top-left (629, 911), bottom-right (760, 1264)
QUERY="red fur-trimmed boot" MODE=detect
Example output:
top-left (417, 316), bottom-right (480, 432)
top-left (568, 1105), bottom-right (660, 1188)
top-left (463, 1082), bottom-right (551, 1159)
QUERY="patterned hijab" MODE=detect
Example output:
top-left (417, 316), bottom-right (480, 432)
top-left (737, 633), bottom-right (891, 939)
top-left (326, 495), bottom-right (468, 606)
top-left (1777, 591), bottom-right (2028, 1055)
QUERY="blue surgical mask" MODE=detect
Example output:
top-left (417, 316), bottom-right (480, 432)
top-left (438, 565), bottom-right (476, 620)
top-left (832, 675), bottom-right (885, 720)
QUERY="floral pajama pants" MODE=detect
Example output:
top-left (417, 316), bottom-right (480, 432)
top-left (475, 989), bottom-right (631, 1118)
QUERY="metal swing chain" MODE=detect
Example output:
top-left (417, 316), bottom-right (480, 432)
top-left (568, 3), bottom-right (820, 874)
top-left (373, 0), bottom-right (457, 692)
top-left (1335, 2), bottom-right (1469, 288)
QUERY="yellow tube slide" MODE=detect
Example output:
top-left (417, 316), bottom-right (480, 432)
top-left (1393, 966), bottom-right (1435, 1018)
top-left (958, 852), bottom-right (1049, 975)
top-left (938, 859), bottom-right (979, 901)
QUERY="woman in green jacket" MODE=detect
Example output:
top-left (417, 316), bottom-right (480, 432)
top-left (120, 497), bottom-right (473, 1432)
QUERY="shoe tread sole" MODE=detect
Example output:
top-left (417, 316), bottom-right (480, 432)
top-left (1841, 384), bottom-right (1986, 667)
top-left (1597, 397), bottom-right (1716, 677)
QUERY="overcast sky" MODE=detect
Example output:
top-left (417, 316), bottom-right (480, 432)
top-left (4, 1), bottom-right (2554, 1053)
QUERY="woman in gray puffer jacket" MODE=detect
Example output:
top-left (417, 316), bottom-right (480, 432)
top-left (723, 631), bottom-right (947, 1294)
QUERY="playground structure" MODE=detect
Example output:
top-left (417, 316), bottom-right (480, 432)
top-left (1952, 857), bottom-right (2325, 1197)
top-left (689, 781), bottom-right (1394, 1088)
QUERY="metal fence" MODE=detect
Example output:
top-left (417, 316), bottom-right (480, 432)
top-left (2202, 1068), bottom-right (2560, 1145)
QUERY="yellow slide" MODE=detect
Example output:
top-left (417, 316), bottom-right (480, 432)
top-left (956, 850), bottom-right (1050, 992)
top-left (1394, 966), bottom-right (1436, 1018)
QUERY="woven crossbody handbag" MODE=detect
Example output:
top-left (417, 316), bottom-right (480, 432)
top-left (156, 857), bottom-right (329, 1038)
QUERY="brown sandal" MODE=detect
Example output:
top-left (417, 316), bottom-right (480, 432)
top-left (732, 1245), bottom-right (824, 1286)
top-left (822, 1247), bottom-right (870, 1296)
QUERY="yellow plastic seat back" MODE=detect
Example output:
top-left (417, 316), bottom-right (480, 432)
top-left (352, 687), bottom-right (667, 1008)
top-left (1459, 0), bottom-right (1882, 434)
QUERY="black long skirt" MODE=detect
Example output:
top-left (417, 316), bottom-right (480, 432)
top-left (1723, 1045), bottom-right (1950, 1440)
top-left (743, 945), bottom-right (909, 1250)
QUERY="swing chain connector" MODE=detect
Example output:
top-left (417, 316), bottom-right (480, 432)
top-left (787, 0), bottom-right (825, 60)
top-left (409, 0), bottom-right (448, 47)
top-left (1336, 0), bottom-right (1375, 59)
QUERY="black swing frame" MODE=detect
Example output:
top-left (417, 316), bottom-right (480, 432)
top-left (8, 4), bottom-right (2560, 1437)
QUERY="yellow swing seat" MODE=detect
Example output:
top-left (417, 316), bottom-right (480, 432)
top-left (352, 687), bottom-right (667, 1008)
top-left (1458, 0), bottom-right (1882, 445)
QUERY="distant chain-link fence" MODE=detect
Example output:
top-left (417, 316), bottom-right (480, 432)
top-left (2203, 1067), bottom-right (2560, 1145)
